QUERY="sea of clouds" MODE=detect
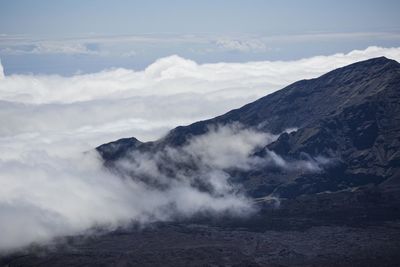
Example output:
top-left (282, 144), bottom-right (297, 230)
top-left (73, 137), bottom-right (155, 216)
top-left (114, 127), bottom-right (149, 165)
top-left (0, 46), bottom-right (400, 252)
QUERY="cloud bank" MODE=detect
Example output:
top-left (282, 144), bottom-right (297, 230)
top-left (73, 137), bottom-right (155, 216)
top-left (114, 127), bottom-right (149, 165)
top-left (0, 46), bottom-right (400, 252)
top-left (0, 144), bottom-right (253, 253)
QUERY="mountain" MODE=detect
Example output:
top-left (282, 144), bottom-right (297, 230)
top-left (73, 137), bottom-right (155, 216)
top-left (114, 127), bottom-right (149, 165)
top-left (97, 57), bottom-right (400, 200)
top-left (4, 57), bottom-right (400, 267)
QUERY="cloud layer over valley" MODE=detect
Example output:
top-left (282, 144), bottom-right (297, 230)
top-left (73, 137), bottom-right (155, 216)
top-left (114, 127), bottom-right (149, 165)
top-left (1, 46), bottom-right (400, 252)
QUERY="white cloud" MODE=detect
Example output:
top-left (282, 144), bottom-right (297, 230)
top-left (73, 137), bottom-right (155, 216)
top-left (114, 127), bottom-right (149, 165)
top-left (30, 42), bottom-right (97, 55)
top-left (2, 32), bottom-right (400, 58)
top-left (109, 124), bottom-right (282, 211)
top-left (0, 59), bottom-right (3, 79)
top-left (216, 38), bottom-right (269, 52)
top-left (182, 124), bottom-right (278, 170)
top-left (0, 41), bottom-right (98, 55)
top-left (0, 34), bottom-right (207, 57)
top-left (2, 46), bottom-right (400, 105)
top-left (262, 31), bottom-right (400, 43)
top-left (0, 127), bottom-right (256, 252)
top-left (0, 46), bottom-right (400, 252)
top-left (263, 150), bottom-right (332, 172)
top-left (1, 46), bottom-right (399, 146)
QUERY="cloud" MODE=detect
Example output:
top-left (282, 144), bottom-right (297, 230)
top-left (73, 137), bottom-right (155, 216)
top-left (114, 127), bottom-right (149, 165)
top-left (2, 46), bottom-right (400, 105)
top-left (263, 150), bottom-right (333, 172)
top-left (2, 32), bottom-right (400, 60)
top-left (262, 31), bottom-right (400, 43)
top-left (0, 59), bottom-right (3, 79)
top-left (30, 42), bottom-right (98, 55)
top-left (121, 50), bottom-right (137, 57)
top-left (0, 42), bottom-right (99, 55)
top-left (1, 46), bottom-right (400, 252)
top-left (1, 46), bottom-right (399, 146)
top-left (181, 123), bottom-right (278, 170)
top-left (216, 38), bottom-right (269, 52)
top-left (0, 34), bottom-right (207, 57)
top-left (0, 126), bottom-right (258, 253)
top-left (108, 124), bottom-right (283, 206)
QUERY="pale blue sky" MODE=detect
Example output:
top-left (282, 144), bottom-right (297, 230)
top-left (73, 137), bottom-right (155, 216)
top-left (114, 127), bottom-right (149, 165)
top-left (0, 0), bottom-right (400, 74)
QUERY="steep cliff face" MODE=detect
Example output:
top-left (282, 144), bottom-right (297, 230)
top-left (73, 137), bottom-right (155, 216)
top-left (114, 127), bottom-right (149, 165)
top-left (97, 57), bottom-right (400, 199)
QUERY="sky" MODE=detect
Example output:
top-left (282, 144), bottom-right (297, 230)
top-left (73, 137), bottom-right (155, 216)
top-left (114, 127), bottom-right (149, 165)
top-left (0, 0), bottom-right (400, 74)
top-left (1, 0), bottom-right (400, 252)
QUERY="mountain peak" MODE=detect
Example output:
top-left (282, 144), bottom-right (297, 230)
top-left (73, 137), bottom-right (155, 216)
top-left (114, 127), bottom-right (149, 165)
top-left (97, 56), bottom-right (400, 207)
top-left (98, 57), bottom-right (400, 165)
top-left (365, 56), bottom-right (398, 64)
top-left (321, 56), bottom-right (400, 81)
top-left (346, 56), bottom-right (399, 68)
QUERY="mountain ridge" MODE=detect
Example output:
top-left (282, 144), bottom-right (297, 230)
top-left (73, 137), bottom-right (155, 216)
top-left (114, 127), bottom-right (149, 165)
top-left (97, 56), bottom-right (400, 199)
top-left (98, 56), bottom-right (400, 150)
